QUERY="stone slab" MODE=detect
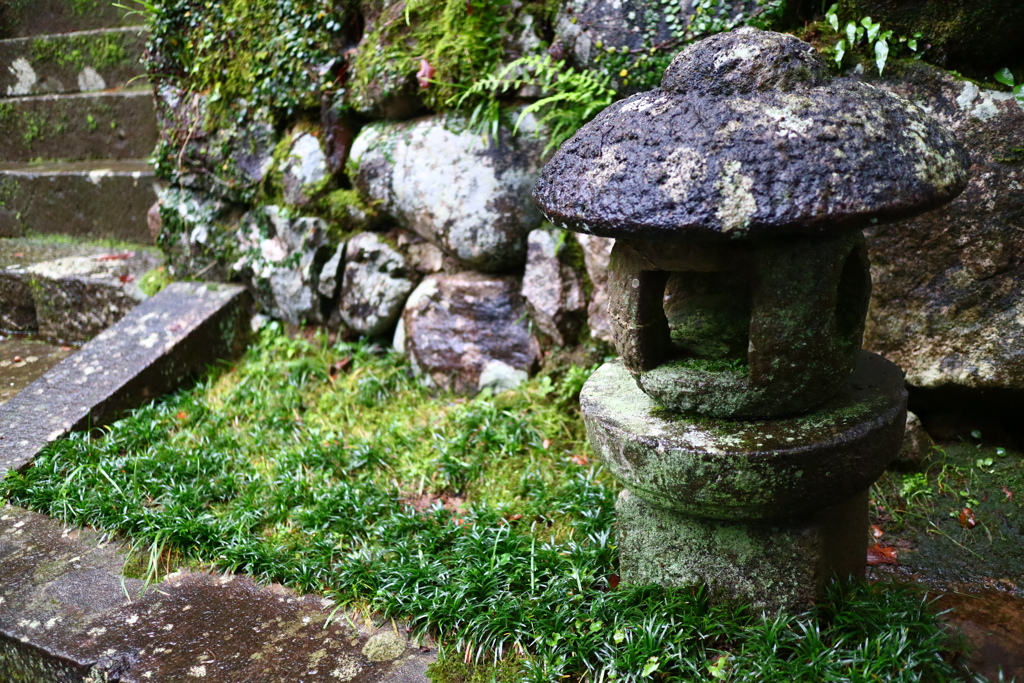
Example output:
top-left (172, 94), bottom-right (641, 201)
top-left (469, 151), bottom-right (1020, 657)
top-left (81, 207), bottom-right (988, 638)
top-left (0, 89), bottom-right (157, 163)
top-left (0, 504), bottom-right (434, 682)
top-left (0, 160), bottom-right (156, 243)
top-left (0, 27), bottom-right (148, 97)
top-left (0, 0), bottom-right (142, 40)
top-left (0, 281), bottom-right (252, 476)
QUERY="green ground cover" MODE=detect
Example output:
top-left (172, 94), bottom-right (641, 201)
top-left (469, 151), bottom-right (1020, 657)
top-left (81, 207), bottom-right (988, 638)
top-left (0, 325), bottom-right (982, 682)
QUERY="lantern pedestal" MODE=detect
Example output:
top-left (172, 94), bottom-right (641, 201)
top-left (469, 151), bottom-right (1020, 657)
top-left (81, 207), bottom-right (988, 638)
top-left (615, 489), bottom-right (868, 612)
top-left (581, 354), bottom-right (907, 611)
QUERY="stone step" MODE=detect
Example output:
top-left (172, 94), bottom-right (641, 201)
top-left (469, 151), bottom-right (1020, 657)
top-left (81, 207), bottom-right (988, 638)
top-left (0, 503), bottom-right (433, 681)
top-left (1, 27), bottom-right (148, 98)
top-left (0, 89), bottom-right (157, 163)
top-left (0, 0), bottom-right (143, 40)
top-left (0, 235), bottom-right (163, 341)
top-left (0, 281), bottom-right (251, 474)
top-left (0, 159), bottom-right (157, 243)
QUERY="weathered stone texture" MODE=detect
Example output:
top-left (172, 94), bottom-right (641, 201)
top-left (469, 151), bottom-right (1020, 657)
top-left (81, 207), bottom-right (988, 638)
top-left (281, 130), bottom-right (330, 208)
top-left (0, 89), bottom-right (157, 163)
top-left (534, 29), bottom-right (969, 242)
top-left (235, 206), bottom-right (331, 325)
top-left (0, 27), bottom-right (148, 96)
top-left (616, 488), bottom-right (870, 613)
top-left (862, 60), bottom-right (1024, 390)
top-left (581, 355), bottom-right (906, 520)
top-left (521, 226), bottom-right (586, 347)
top-left (339, 232), bottom-right (418, 337)
top-left (0, 160), bottom-right (156, 244)
top-left (0, 504), bottom-right (433, 681)
top-left (349, 115), bottom-right (544, 272)
top-left (27, 250), bottom-right (162, 340)
top-left (574, 233), bottom-right (614, 344)
top-left (398, 273), bottom-right (540, 394)
top-left (154, 85), bottom-right (276, 201)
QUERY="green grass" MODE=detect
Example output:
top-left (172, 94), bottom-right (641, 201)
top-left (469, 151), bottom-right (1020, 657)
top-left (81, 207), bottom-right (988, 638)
top-left (0, 324), bottom-right (979, 682)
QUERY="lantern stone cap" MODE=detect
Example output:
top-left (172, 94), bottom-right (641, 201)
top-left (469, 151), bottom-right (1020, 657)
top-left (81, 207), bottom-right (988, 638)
top-left (532, 28), bottom-right (970, 242)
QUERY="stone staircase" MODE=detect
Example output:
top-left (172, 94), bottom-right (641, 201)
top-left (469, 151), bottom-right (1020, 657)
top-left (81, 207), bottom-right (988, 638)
top-left (0, 0), bottom-right (161, 345)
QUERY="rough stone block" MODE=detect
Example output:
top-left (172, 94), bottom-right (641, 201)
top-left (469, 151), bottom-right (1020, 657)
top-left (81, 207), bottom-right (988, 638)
top-left (0, 281), bottom-right (251, 476)
top-left (398, 272), bottom-right (540, 394)
top-left (0, 89), bottom-right (157, 163)
top-left (0, 160), bottom-right (156, 243)
top-left (862, 60), bottom-right (1024, 392)
top-left (581, 355), bottom-right (906, 520)
top-left (349, 114), bottom-right (544, 273)
top-left (0, 237), bottom-right (162, 339)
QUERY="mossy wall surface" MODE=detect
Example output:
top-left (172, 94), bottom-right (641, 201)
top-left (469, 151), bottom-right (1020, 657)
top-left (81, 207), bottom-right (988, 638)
top-left (140, 0), bottom-right (1024, 397)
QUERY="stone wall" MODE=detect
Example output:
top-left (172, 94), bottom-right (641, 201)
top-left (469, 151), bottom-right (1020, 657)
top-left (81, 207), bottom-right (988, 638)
top-left (144, 0), bottom-right (1024, 395)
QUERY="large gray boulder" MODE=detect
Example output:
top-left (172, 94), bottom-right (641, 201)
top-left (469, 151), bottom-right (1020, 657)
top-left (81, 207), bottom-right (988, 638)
top-left (348, 115), bottom-right (544, 273)
top-left (338, 232), bottom-right (418, 337)
top-left (862, 60), bottom-right (1024, 391)
top-left (521, 226), bottom-right (586, 347)
top-left (397, 273), bottom-right (540, 394)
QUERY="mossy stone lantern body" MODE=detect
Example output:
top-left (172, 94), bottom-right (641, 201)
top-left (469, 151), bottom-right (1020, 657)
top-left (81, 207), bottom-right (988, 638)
top-left (534, 28), bottom-right (969, 610)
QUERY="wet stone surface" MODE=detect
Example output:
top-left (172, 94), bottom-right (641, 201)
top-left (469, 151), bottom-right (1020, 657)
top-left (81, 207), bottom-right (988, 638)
top-left (616, 489), bottom-right (868, 613)
top-left (0, 236), bottom-right (163, 341)
top-left (0, 336), bottom-right (75, 405)
top-left (0, 505), bottom-right (434, 682)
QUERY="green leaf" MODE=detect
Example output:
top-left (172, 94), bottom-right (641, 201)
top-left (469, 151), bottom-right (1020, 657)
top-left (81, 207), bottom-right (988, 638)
top-left (641, 656), bottom-right (659, 677)
top-left (845, 21), bottom-right (857, 46)
top-left (907, 38), bottom-right (918, 51)
top-left (834, 39), bottom-right (846, 66)
top-left (874, 38), bottom-right (889, 75)
top-left (826, 4), bottom-right (840, 31)
top-left (994, 67), bottom-right (1015, 87)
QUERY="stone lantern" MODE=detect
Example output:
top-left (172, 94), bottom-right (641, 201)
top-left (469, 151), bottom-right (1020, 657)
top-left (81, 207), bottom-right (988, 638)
top-left (533, 28), bottom-right (969, 610)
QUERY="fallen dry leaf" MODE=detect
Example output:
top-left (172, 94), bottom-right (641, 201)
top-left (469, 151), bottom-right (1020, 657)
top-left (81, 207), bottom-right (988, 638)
top-left (96, 251), bottom-right (135, 261)
top-left (959, 507), bottom-right (978, 528)
top-left (867, 544), bottom-right (898, 566)
top-left (570, 453), bottom-right (589, 466)
top-left (871, 524), bottom-right (884, 538)
top-left (176, 411), bottom-right (188, 421)
top-left (1002, 486), bottom-right (1014, 502)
